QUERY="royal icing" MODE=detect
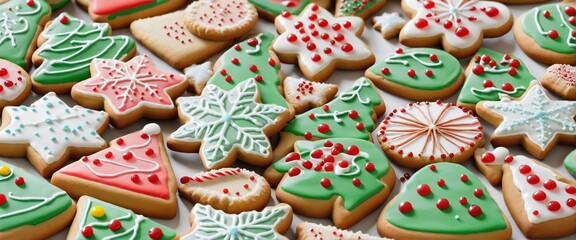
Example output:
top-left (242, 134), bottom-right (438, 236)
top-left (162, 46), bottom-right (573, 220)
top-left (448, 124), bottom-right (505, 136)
top-left (564, 149), bottom-right (576, 177)
top-left (458, 48), bottom-right (534, 106)
top-left (480, 84), bottom-right (576, 151)
top-left (297, 222), bottom-right (384, 240)
top-left (183, 204), bottom-right (291, 240)
top-left (478, 147), bottom-right (510, 166)
top-left (401, 0), bottom-right (511, 49)
top-left (73, 54), bottom-right (186, 115)
top-left (0, 60), bottom-right (28, 103)
top-left (336, 0), bottom-right (385, 17)
top-left (546, 64), bottom-right (576, 88)
top-left (373, 12), bottom-right (407, 37)
top-left (0, 92), bottom-right (108, 164)
top-left (187, 0), bottom-right (255, 28)
top-left (249, 0), bottom-right (309, 17)
top-left (184, 61), bottom-right (213, 89)
top-left (0, 0), bottom-right (50, 68)
top-left (273, 3), bottom-right (373, 78)
top-left (170, 79), bottom-right (287, 169)
top-left (91, 0), bottom-right (154, 15)
top-left (180, 168), bottom-right (267, 201)
top-left (521, 3), bottom-right (576, 54)
top-left (47, 0), bottom-right (69, 10)
top-left (0, 161), bottom-right (73, 232)
top-left (33, 13), bottom-right (135, 85)
top-left (284, 76), bottom-right (337, 108)
top-left (385, 163), bottom-right (508, 234)
top-left (75, 197), bottom-right (176, 240)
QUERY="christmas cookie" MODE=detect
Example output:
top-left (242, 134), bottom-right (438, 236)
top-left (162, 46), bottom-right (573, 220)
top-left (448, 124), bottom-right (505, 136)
top-left (457, 48), bottom-right (535, 111)
top-left (269, 138), bottom-right (396, 229)
top-left (373, 12), bottom-right (407, 39)
top-left (365, 47), bottom-right (464, 101)
top-left (399, 0), bottom-right (513, 58)
top-left (540, 64), bottom-right (576, 100)
top-left (52, 124), bottom-right (178, 219)
top-left (296, 222), bottom-right (386, 240)
top-left (45, 0), bottom-right (68, 10)
top-left (76, 0), bottom-right (187, 29)
top-left (476, 83), bottom-right (576, 159)
top-left (168, 79), bottom-right (290, 170)
top-left (273, 3), bottom-right (375, 82)
top-left (474, 148), bottom-right (576, 239)
top-left (69, 196), bottom-right (178, 240)
top-left (0, 160), bottom-right (75, 240)
top-left (181, 203), bottom-right (293, 240)
top-left (376, 101), bottom-right (484, 169)
top-left (378, 163), bottom-right (512, 240)
top-left (270, 78), bottom-right (384, 162)
top-left (130, 11), bottom-right (233, 70)
top-left (565, 149), bottom-right (576, 177)
top-left (474, 147), bottom-right (511, 186)
top-left (283, 76), bottom-right (338, 114)
top-left (32, 13), bottom-right (136, 94)
top-left (0, 0), bottom-right (51, 69)
top-left (249, 0), bottom-right (331, 21)
top-left (335, 0), bottom-right (387, 19)
top-left (179, 168), bottom-right (271, 214)
top-left (0, 92), bottom-right (109, 177)
top-left (183, 0), bottom-right (259, 41)
top-left (71, 54), bottom-right (188, 128)
top-left (184, 61), bottom-right (213, 94)
top-left (0, 60), bottom-right (32, 110)
top-left (513, 1), bottom-right (576, 65)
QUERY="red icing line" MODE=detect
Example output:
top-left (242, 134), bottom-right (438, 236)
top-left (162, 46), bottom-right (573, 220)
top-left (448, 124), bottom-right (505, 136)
top-left (91, 0), bottom-right (155, 15)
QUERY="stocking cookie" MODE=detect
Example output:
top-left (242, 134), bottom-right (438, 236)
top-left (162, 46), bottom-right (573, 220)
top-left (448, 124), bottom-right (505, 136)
top-left (249, 0), bottom-right (331, 21)
top-left (296, 222), bottom-right (387, 240)
top-left (52, 124), bottom-right (178, 219)
top-left (0, 92), bottom-right (109, 177)
top-left (476, 83), bottom-right (576, 159)
top-left (365, 47), bottom-right (464, 101)
top-left (71, 54), bottom-right (187, 128)
top-left (399, 0), bottom-right (513, 58)
top-left (179, 168), bottom-right (271, 213)
top-left (273, 3), bottom-right (375, 82)
top-left (0, 60), bottom-right (32, 110)
top-left (540, 64), bottom-right (576, 100)
top-left (283, 76), bottom-right (338, 114)
top-left (373, 12), bottom-right (407, 39)
top-left (32, 13), bottom-right (136, 94)
top-left (184, 61), bottom-right (213, 94)
top-left (335, 0), bottom-right (387, 19)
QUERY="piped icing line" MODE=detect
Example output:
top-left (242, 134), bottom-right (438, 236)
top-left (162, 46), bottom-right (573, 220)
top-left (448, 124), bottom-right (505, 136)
top-left (0, 191), bottom-right (66, 219)
top-left (384, 51), bottom-right (443, 67)
top-left (533, 6), bottom-right (576, 48)
top-left (338, 78), bottom-right (371, 104)
top-left (471, 86), bottom-right (526, 96)
top-left (245, 34), bottom-right (263, 55)
top-left (0, 0), bottom-right (43, 47)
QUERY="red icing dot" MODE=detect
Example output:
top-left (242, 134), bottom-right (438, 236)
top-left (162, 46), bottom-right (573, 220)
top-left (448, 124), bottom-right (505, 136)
top-left (429, 54), bottom-right (438, 61)
top-left (459, 197), bottom-right (467, 205)
top-left (318, 123), bottom-right (330, 133)
top-left (407, 69), bottom-right (416, 77)
top-left (341, 43), bottom-right (353, 52)
top-left (288, 167), bottom-right (301, 177)
top-left (223, 188), bottom-right (229, 194)
top-left (423, 0), bottom-right (435, 8)
top-left (544, 179), bottom-right (557, 190)
top-left (320, 178), bottom-right (331, 188)
top-left (460, 174), bottom-right (469, 182)
top-left (105, 152), bottom-right (113, 158)
top-left (306, 42), bottom-right (316, 51)
top-left (455, 26), bottom-right (469, 37)
top-left (311, 149), bottom-right (324, 158)
top-left (396, 48), bottom-right (403, 54)
top-left (414, 18), bottom-right (428, 29)
top-left (302, 160), bottom-right (313, 169)
top-left (281, 10), bottom-right (291, 18)
top-left (481, 152), bottom-right (495, 163)
top-left (109, 219), bottom-right (122, 231)
top-left (399, 201), bottom-right (413, 213)
top-left (148, 174), bottom-right (159, 183)
top-left (519, 165), bottom-right (532, 174)
top-left (566, 185), bottom-right (576, 194)
top-left (148, 227), bottom-right (163, 240)
top-left (505, 155), bottom-right (514, 163)
top-left (548, 29), bottom-right (559, 39)
top-left (443, 20), bottom-right (453, 29)
top-left (123, 152), bottom-right (133, 160)
top-left (15, 177), bottom-right (24, 186)
top-left (472, 65), bottom-right (484, 74)
top-left (437, 179), bottom-right (445, 187)
top-left (324, 140), bottom-right (333, 147)
top-left (365, 162), bottom-right (375, 172)
top-left (338, 160), bottom-right (349, 168)
top-left (429, 164), bottom-right (437, 171)
top-left (231, 58), bottom-right (239, 64)
top-left (318, 18), bottom-right (328, 27)
top-left (468, 205), bottom-right (483, 217)
top-left (567, 198), bottom-right (576, 207)
top-left (286, 152), bottom-right (301, 162)
top-left (287, 34), bottom-right (297, 42)
top-left (547, 201), bottom-right (561, 212)
top-left (474, 188), bottom-right (484, 197)
top-left (82, 226), bottom-right (94, 237)
top-left (417, 184), bottom-right (431, 196)
top-left (116, 138), bottom-right (124, 145)
top-left (180, 176), bottom-right (190, 184)
top-left (543, 10), bottom-right (551, 18)
top-left (347, 145), bottom-right (360, 155)
top-left (425, 69), bottom-right (433, 77)
top-left (131, 174), bottom-right (140, 183)
top-left (565, 6), bottom-right (576, 16)
top-left (436, 198), bottom-right (450, 210)
top-left (145, 148), bottom-right (155, 156)
top-left (268, 58), bottom-right (276, 66)
top-left (502, 83), bottom-right (513, 91)
top-left (0, 194), bottom-right (6, 205)
top-left (533, 190), bottom-right (547, 201)
top-left (27, 0), bottom-right (35, 7)
top-left (352, 178), bottom-right (362, 187)
top-left (60, 15), bottom-right (68, 24)
top-left (485, 7), bottom-right (499, 17)
top-left (527, 175), bottom-right (540, 185)
top-left (0, 68), bottom-right (7, 76)
top-left (356, 122), bottom-right (365, 131)
top-left (311, 53), bottom-right (321, 62)
top-left (304, 132), bottom-right (312, 140)
top-left (348, 110), bottom-right (359, 119)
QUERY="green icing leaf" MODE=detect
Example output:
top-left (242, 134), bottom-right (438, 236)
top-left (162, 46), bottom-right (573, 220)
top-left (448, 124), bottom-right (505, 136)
top-left (522, 3), bottom-right (576, 54)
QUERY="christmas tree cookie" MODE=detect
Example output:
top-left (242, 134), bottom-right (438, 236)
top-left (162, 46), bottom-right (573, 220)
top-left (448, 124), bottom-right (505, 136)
top-left (69, 196), bottom-right (178, 240)
top-left (378, 163), bottom-right (512, 240)
top-left (365, 47), bottom-right (464, 101)
top-left (475, 147), bottom-right (576, 239)
top-left (32, 13), bottom-right (136, 94)
top-left (0, 0), bottom-right (51, 69)
top-left (514, 2), bottom-right (576, 65)
top-left (249, 0), bottom-right (331, 21)
top-left (335, 0), bottom-right (387, 19)
top-left (0, 160), bottom-right (75, 239)
top-left (268, 138), bottom-right (395, 229)
top-left (457, 48), bottom-right (535, 111)
top-left (52, 123), bottom-right (178, 219)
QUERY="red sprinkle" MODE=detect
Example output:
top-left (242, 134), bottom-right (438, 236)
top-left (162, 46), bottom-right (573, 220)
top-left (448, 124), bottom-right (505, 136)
top-left (148, 227), bottom-right (164, 240)
top-left (468, 205), bottom-right (483, 217)
top-left (417, 184), bottom-right (431, 196)
top-left (436, 198), bottom-right (450, 210)
top-left (109, 219), bottom-right (122, 231)
top-left (399, 201), bottom-right (413, 213)
top-left (320, 178), bottom-right (331, 188)
top-left (81, 226), bottom-right (94, 237)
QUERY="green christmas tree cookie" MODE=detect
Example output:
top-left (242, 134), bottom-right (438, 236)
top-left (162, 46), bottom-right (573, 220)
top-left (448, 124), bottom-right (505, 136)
top-left (335, 0), bottom-right (387, 19)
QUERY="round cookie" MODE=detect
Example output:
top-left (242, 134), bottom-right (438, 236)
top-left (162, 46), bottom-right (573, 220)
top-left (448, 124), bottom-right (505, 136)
top-left (0, 60), bottom-right (32, 111)
top-left (540, 64), bottom-right (576, 100)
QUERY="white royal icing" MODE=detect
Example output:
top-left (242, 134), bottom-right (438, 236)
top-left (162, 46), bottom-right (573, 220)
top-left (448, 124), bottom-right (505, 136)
top-left (0, 61), bottom-right (28, 102)
top-left (184, 61), bottom-right (213, 86)
top-left (373, 12), bottom-right (407, 35)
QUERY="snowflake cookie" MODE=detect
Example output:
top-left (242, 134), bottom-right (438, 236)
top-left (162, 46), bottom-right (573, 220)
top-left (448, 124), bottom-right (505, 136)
top-left (476, 83), bottom-right (576, 159)
top-left (399, 0), bottom-right (513, 58)
top-left (71, 54), bottom-right (187, 128)
top-left (0, 92), bottom-right (109, 177)
top-left (168, 79), bottom-right (290, 170)
top-left (540, 64), bottom-right (576, 100)
top-left (0, 59), bottom-right (32, 110)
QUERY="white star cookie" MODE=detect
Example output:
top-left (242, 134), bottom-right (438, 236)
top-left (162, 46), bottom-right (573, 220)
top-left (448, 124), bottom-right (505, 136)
top-left (373, 12), bottom-right (407, 39)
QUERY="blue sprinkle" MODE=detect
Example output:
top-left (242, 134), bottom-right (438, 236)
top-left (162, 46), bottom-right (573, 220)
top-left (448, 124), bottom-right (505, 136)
top-left (45, 118), bottom-right (52, 124)
top-left (46, 103), bottom-right (53, 108)
top-left (90, 131), bottom-right (96, 136)
top-left (81, 136), bottom-right (87, 141)
top-left (51, 137), bottom-right (57, 142)
top-left (34, 132), bottom-right (39, 137)
top-left (62, 125), bottom-right (70, 132)
top-left (15, 116), bottom-right (20, 120)
top-left (49, 127), bottom-right (54, 132)
top-left (4, 129), bottom-right (10, 134)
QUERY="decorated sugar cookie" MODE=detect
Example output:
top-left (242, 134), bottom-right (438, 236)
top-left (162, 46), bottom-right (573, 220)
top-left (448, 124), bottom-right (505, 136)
top-left (269, 138), bottom-right (395, 229)
top-left (45, 0), bottom-right (68, 9)
top-left (457, 48), bottom-right (535, 111)
top-left (0, 0), bottom-right (51, 69)
top-left (296, 222), bottom-right (387, 240)
top-left (168, 79), bottom-right (290, 170)
top-left (52, 124), bottom-right (178, 219)
top-left (182, 203), bottom-right (293, 240)
top-left (0, 160), bottom-right (75, 240)
top-left (476, 83), bottom-right (576, 159)
top-left (0, 92), bottom-right (109, 177)
top-left (32, 13), bottom-right (136, 94)
top-left (273, 3), bottom-right (375, 82)
top-left (0, 60), bottom-right (32, 110)
top-left (378, 163), bottom-right (512, 239)
top-left (475, 148), bottom-right (576, 239)
top-left (564, 149), bottom-right (576, 177)
top-left (69, 196), bottom-right (178, 240)
top-left (514, 2), bottom-right (576, 65)
top-left (283, 76), bottom-right (338, 114)
top-left (373, 12), bottom-right (407, 39)
top-left (399, 0), bottom-right (513, 58)
top-left (540, 64), bottom-right (576, 100)
top-left (474, 147), bottom-right (511, 186)
top-left (71, 54), bottom-right (187, 128)
top-left (184, 61), bottom-right (213, 94)
top-left (335, 0), bottom-right (387, 19)
top-left (376, 101), bottom-right (484, 169)
top-left (248, 0), bottom-right (331, 21)
top-left (365, 48), bottom-right (464, 101)
top-left (179, 168), bottom-right (271, 213)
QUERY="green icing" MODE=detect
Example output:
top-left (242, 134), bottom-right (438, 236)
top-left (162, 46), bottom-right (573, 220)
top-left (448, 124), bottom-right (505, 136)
top-left (522, 3), bottom-right (576, 54)
top-left (564, 149), bottom-right (576, 176)
top-left (107, 0), bottom-right (169, 20)
top-left (0, 0), bottom-right (51, 68)
top-left (207, 32), bottom-right (288, 109)
top-left (33, 13), bottom-right (135, 85)
top-left (283, 78), bottom-right (381, 140)
top-left (457, 48), bottom-right (534, 106)
top-left (386, 163), bottom-right (508, 234)
top-left (0, 160), bottom-right (73, 231)
top-left (338, 0), bottom-right (384, 16)
top-left (249, 0), bottom-right (310, 17)
top-left (368, 48), bottom-right (461, 91)
top-left (75, 197), bottom-right (176, 240)
top-left (46, 0), bottom-right (69, 10)
top-left (274, 138), bottom-right (390, 210)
